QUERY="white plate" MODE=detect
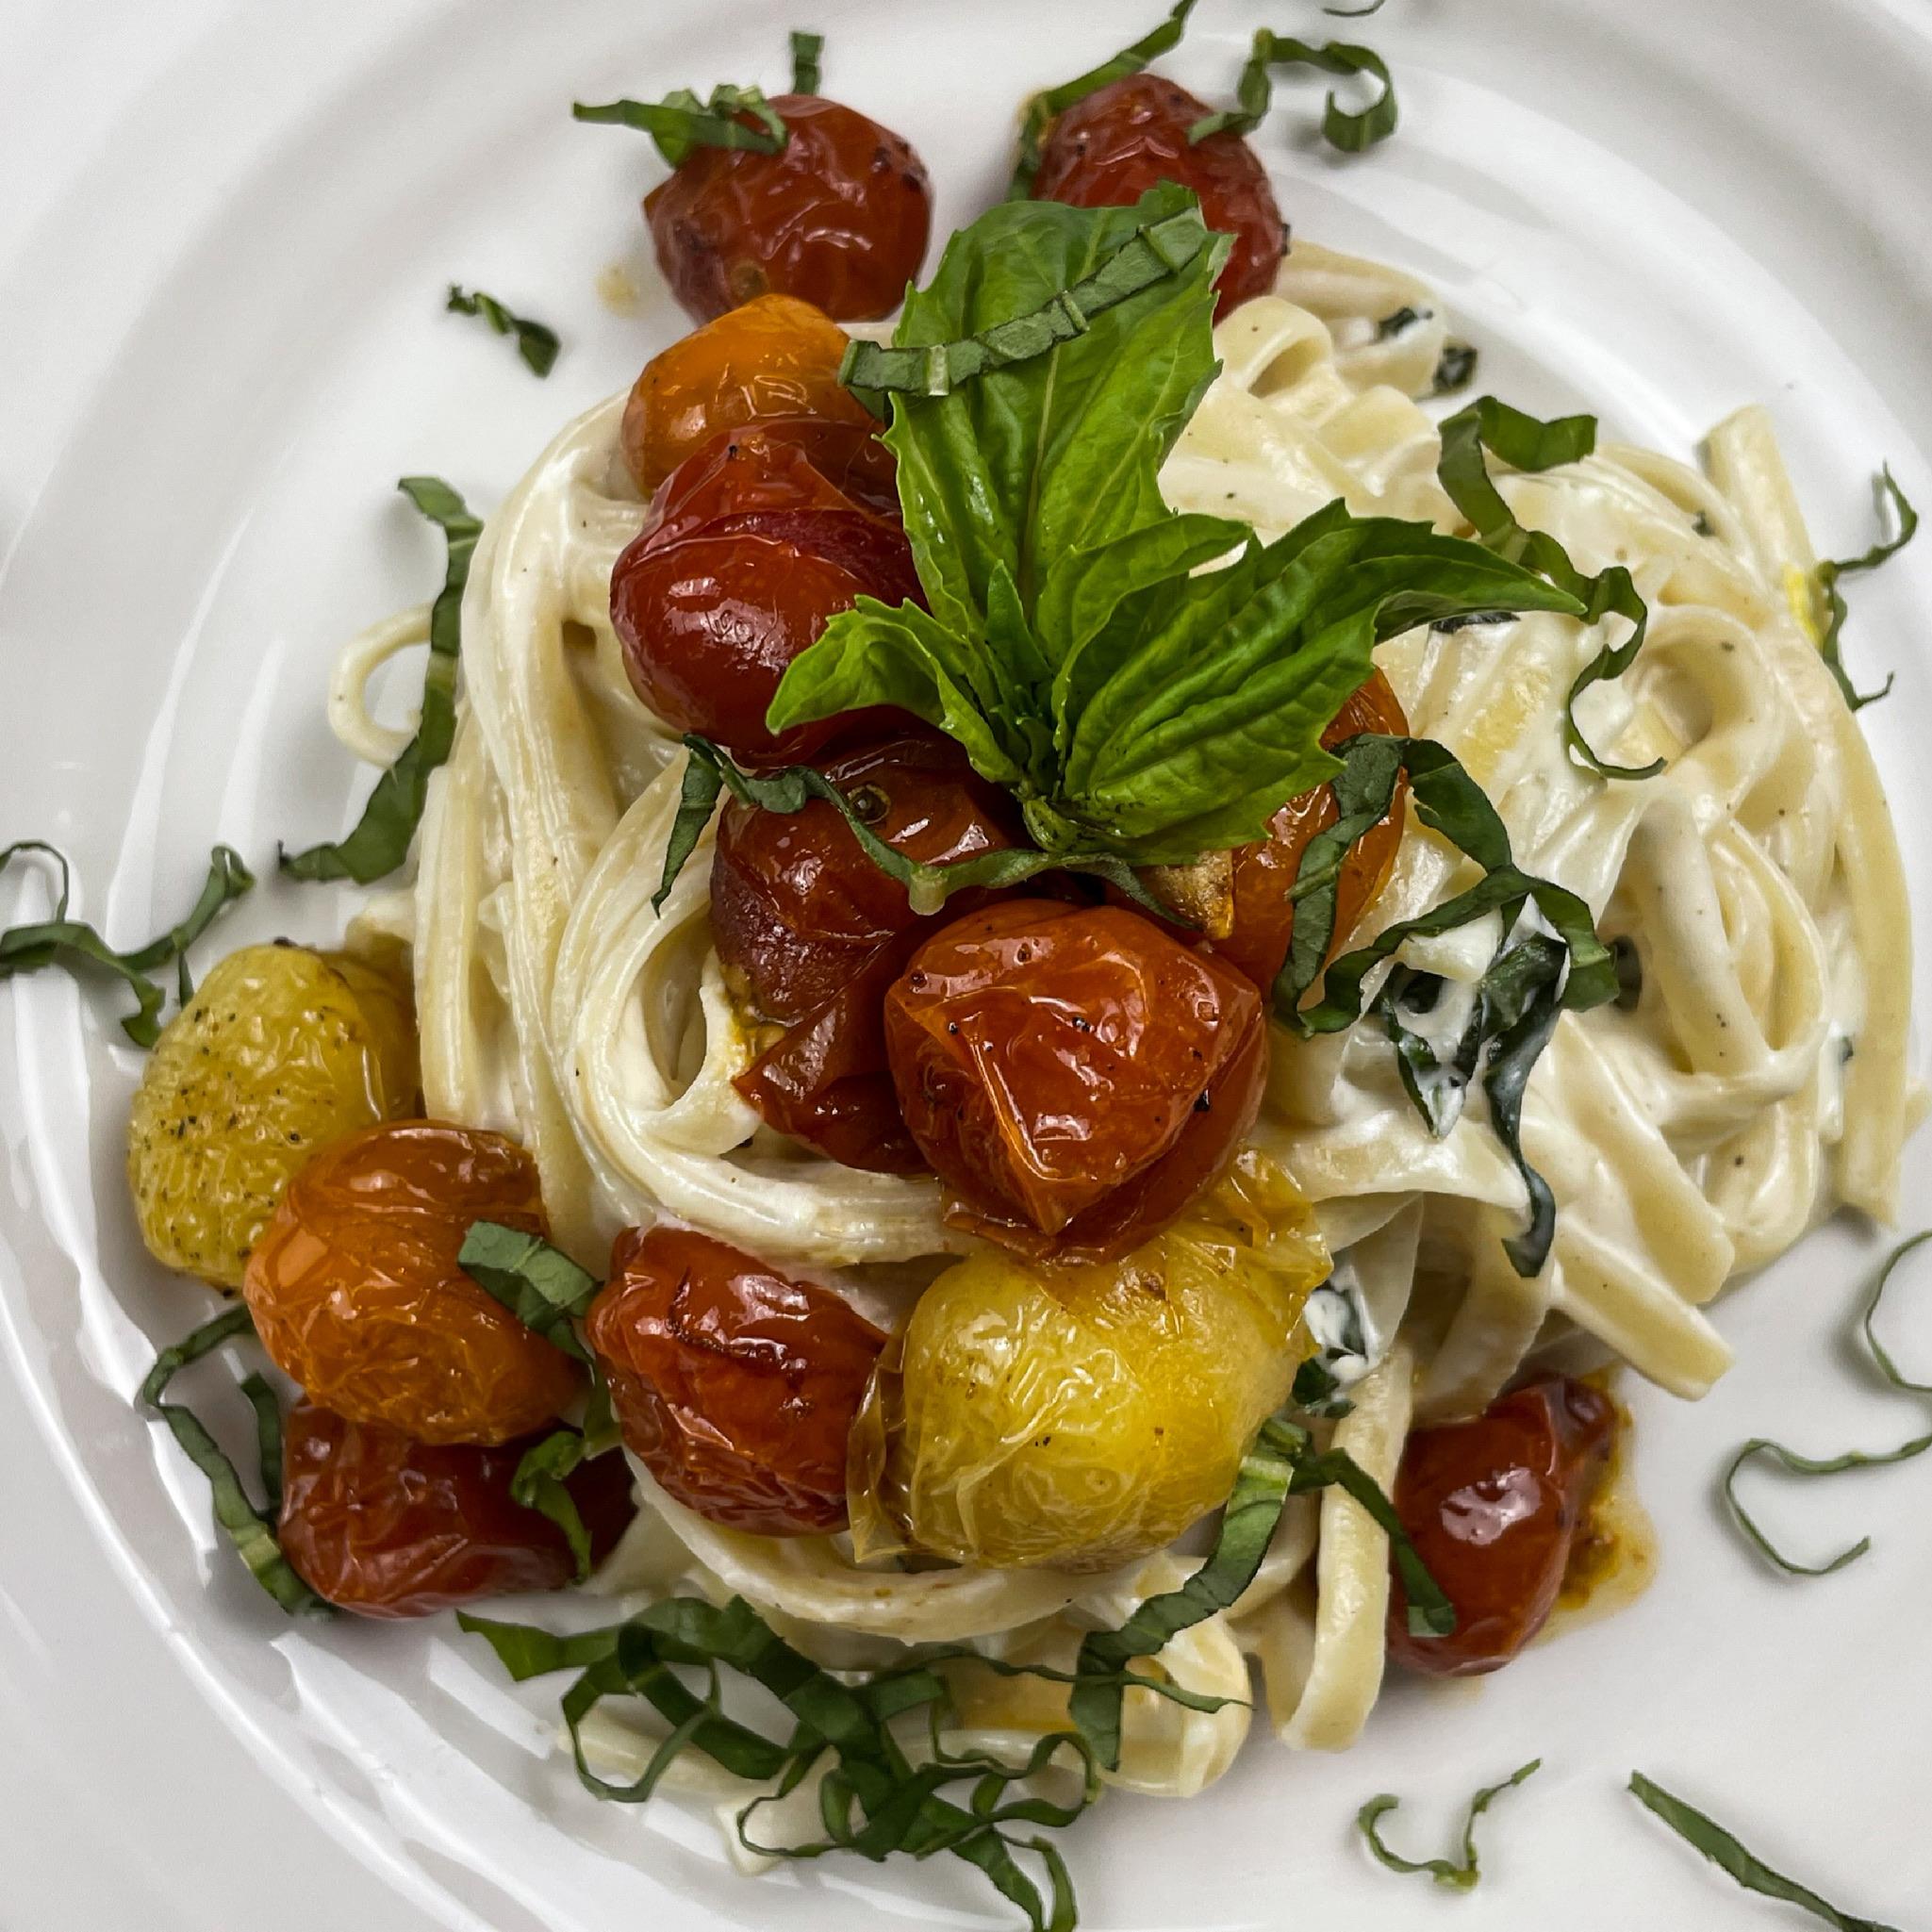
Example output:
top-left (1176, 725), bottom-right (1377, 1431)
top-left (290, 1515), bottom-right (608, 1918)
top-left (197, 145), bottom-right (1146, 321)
top-left (4, 2), bottom-right (1932, 1926)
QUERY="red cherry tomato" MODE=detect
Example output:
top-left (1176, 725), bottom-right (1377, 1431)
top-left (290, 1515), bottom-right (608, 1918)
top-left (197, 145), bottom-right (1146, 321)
top-left (646, 94), bottom-right (932, 324)
top-left (586, 1224), bottom-right (886, 1537)
top-left (1387, 1376), bottom-right (1618, 1676)
top-left (884, 900), bottom-right (1267, 1262)
top-left (610, 419), bottom-right (920, 767)
top-left (1031, 74), bottom-right (1286, 319)
top-left (278, 1399), bottom-right (636, 1619)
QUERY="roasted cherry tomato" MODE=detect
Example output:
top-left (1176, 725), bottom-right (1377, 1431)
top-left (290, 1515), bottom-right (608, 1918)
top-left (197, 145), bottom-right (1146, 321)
top-left (278, 1398), bottom-right (636, 1619)
top-left (1386, 1376), bottom-right (1618, 1676)
top-left (884, 900), bottom-right (1267, 1263)
top-left (1031, 74), bottom-right (1286, 319)
top-left (1215, 667), bottom-right (1410, 990)
top-left (611, 418), bottom-right (920, 766)
top-left (243, 1121), bottom-right (582, 1447)
top-left (646, 94), bottom-right (932, 323)
top-left (619, 292), bottom-right (875, 496)
top-left (586, 1224), bottom-right (886, 1537)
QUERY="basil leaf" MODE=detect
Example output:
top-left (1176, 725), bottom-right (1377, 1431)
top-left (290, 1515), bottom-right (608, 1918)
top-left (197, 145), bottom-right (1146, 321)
top-left (1438, 398), bottom-right (1664, 781)
top-left (282, 476), bottom-right (481, 883)
top-left (511, 1428), bottom-right (598, 1580)
top-left (458, 1220), bottom-right (600, 1361)
top-left (1188, 30), bottom-right (1397, 153)
top-left (572, 84), bottom-right (786, 169)
top-left (0, 840), bottom-right (254, 1048)
top-left (789, 29), bottom-right (823, 96)
top-left (1357, 1759), bottom-right (1540, 1890)
top-left (1814, 465), bottom-right (1917, 711)
top-left (445, 285), bottom-right (559, 377)
top-left (1628, 1775), bottom-right (1901, 1932)
top-left (1325, 0), bottom-right (1387, 14)
top-left (1723, 1229), bottom-right (1932, 1577)
top-left (1008, 0), bottom-right (1199, 199)
top-left (455, 1610), bottom-right (620, 1679)
top-left (139, 1305), bottom-right (330, 1618)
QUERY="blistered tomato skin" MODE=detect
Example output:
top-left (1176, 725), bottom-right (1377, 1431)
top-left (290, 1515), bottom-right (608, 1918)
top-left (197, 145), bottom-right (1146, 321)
top-left (243, 1121), bottom-right (583, 1446)
top-left (1387, 1376), bottom-right (1618, 1676)
top-left (586, 1225), bottom-right (886, 1537)
top-left (885, 900), bottom-right (1266, 1262)
top-left (1032, 74), bottom-right (1286, 319)
top-left (1215, 669), bottom-right (1411, 991)
top-left (610, 419), bottom-right (920, 766)
top-left (620, 292), bottom-right (873, 496)
top-left (645, 95), bottom-right (932, 324)
top-left (278, 1399), bottom-right (637, 1618)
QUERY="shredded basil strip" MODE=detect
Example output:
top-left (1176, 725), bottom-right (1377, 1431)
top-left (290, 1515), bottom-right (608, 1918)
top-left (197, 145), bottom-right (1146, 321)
top-left (1357, 1759), bottom-right (1541, 1891)
top-left (1324, 0), bottom-right (1387, 14)
top-left (1008, 0), bottom-right (1198, 199)
top-left (573, 82), bottom-right (787, 169)
top-left (1188, 30), bottom-right (1397, 153)
top-left (0, 840), bottom-right (253, 1048)
top-left (139, 1304), bottom-right (329, 1618)
top-left (1723, 1229), bottom-right (1932, 1577)
top-left (510, 1428), bottom-right (601, 1580)
top-left (1813, 465), bottom-right (1917, 711)
top-left (282, 477), bottom-right (481, 884)
top-left (789, 29), bottom-right (823, 95)
top-left (839, 205), bottom-right (1218, 405)
top-left (1438, 398), bottom-right (1664, 782)
top-left (445, 286), bottom-right (559, 377)
top-left (458, 1219), bottom-right (600, 1362)
top-left (1629, 1774), bottom-right (1902, 1932)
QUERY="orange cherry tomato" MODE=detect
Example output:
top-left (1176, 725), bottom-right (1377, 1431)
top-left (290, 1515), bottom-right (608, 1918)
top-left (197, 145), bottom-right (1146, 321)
top-left (586, 1224), bottom-right (886, 1537)
top-left (278, 1398), bottom-right (637, 1619)
top-left (885, 900), bottom-right (1266, 1263)
top-left (1032, 74), bottom-right (1286, 320)
top-left (1386, 1376), bottom-right (1618, 1676)
top-left (1214, 668), bottom-right (1410, 991)
top-left (243, 1121), bottom-right (582, 1447)
top-left (646, 94), bottom-right (932, 324)
top-left (619, 292), bottom-right (875, 497)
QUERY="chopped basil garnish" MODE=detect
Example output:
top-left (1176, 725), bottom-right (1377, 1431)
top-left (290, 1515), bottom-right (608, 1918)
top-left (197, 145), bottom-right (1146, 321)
top-left (1357, 1759), bottom-right (1541, 1890)
top-left (1628, 1774), bottom-right (1901, 1931)
top-left (1188, 30), bottom-right (1397, 153)
top-left (573, 83), bottom-right (787, 168)
top-left (788, 28), bottom-right (823, 95)
top-left (1008, 0), bottom-right (1199, 199)
top-left (1431, 340), bottom-right (1478, 394)
top-left (282, 477), bottom-right (481, 884)
top-left (1814, 465), bottom-right (1917, 711)
top-left (511, 1428), bottom-right (600, 1581)
top-left (1324, 0), bottom-right (1388, 13)
top-left (1723, 1229), bottom-right (1932, 1577)
top-left (445, 286), bottom-right (559, 377)
top-left (1377, 304), bottom-right (1429, 338)
top-left (139, 1304), bottom-right (330, 1618)
top-left (0, 840), bottom-right (253, 1048)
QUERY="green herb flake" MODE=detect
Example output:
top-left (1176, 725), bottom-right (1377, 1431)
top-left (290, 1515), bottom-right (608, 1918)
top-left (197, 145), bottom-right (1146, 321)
top-left (1187, 30), bottom-right (1397, 154)
top-left (1357, 1759), bottom-right (1541, 1891)
top-left (458, 1219), bottom-right (601, 1361)
top-left (281, 476), bottom-right (482, 885)
top-left (1813, 465), bottom-right (1917, 711)
top-left (1629, 1774), bottom-right (1902, 1932)
top-left (789, 28), bottom-right (823, 96)
top-left (574, 74), bottom-right (787, 169)
top-left (445, 286), bottom-right (560, 377)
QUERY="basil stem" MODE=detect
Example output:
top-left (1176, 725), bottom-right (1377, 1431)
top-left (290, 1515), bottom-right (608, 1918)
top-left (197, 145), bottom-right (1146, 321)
top-left (1628, 1774), bottom-right (1901, 1932)
top-left (1438, 398), bottom-right (1664, 782)
top-left (1357, 1759), bottom-right (1541, 1890)
top-left (1188, 30), bottom-right (1397, 153)
top-left (282, 477), bottom-right (482, 884)
top-left (839, 204), bottom-right (1219, 405)
top-left (445, 286), bottom-right (559, 377)
top-left (789, 29), bottom-right (822, 96)
top-left (573, 83), bottom-right (787, 169)
top-left (0, 840), bottom-right (253, 1048)
top-left (1008, 0), bottom-right (1198, 199)
top-left (139, 1304), bottom-right (330, 1618)
top-left (1723, 1229), bottom-right (1932, 1577)
top-left (1814, 466), bottom-right (1917, 711)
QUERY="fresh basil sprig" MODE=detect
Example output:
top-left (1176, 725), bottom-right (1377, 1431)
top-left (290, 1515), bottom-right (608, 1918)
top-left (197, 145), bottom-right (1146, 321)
top-left (1628, 1774), bottom-right (1902, 1932)
top-left (1188, 30), bottom-right (1397, 153)
top-left (139, 1304), bottom-right (331, 1618)
top-left (282, 477), bottom-right (481, 884)
top-left (573, 79), bottom-right (787, 168)
top-left (1008, 0), bottom-right (1198, 199)
top-left (0, 840), bottom-right (253, 1048)
top-left (445, 286), bottom-right (559, 377)
top-left (788, 29), bottom-right (823, 96)
top-left (1723, 1229), bottom-right (1932, 1577)
top-left (1813, 465), bottom-right (1917, 711)
top-left (1357, 1759), bottom-right (1541, 1890)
